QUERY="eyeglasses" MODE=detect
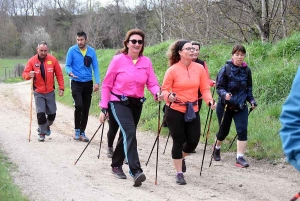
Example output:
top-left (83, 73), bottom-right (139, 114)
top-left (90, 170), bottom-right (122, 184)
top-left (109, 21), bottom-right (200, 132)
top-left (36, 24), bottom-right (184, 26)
top-left (181, 47), bottom-right (195, 51)
top-left (129, 39), bottom-right (143, 45)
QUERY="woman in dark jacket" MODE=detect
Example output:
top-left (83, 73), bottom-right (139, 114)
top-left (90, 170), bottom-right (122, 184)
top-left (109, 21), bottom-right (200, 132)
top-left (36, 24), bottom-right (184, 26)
top-left (213, 44), bottom-right (257, 168)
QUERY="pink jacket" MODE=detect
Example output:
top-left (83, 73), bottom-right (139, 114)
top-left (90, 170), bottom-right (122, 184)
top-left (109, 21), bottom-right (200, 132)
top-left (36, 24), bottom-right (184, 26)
top-left (99, 53), bottom-right (160, 109)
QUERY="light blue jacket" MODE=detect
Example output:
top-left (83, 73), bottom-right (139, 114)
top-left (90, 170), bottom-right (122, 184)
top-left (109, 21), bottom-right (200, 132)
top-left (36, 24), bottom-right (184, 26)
top-left (65, 44), bottom-right (100, 84)
top-left (280, 67), bottom-right (300, 171)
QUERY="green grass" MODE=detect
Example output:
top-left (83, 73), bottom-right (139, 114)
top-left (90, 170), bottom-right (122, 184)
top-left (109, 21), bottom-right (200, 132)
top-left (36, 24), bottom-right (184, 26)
top-left (0, 59), bottom-right (27, 81)
top-left (0, 149), bottom-right (29, 201)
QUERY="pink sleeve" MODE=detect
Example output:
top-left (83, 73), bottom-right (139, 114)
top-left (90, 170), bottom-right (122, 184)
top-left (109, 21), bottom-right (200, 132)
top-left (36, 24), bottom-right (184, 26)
top-left (99, 57), bottom-right (118, 109)
top-left (146, 60), bottom-right (160, 98)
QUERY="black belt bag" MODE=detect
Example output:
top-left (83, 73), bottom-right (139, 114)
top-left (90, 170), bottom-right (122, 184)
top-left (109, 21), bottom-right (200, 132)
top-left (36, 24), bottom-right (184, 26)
top-left (111, 91), bottom-right (146, 106)
top-left (179, 101), bottom-right (197, 122)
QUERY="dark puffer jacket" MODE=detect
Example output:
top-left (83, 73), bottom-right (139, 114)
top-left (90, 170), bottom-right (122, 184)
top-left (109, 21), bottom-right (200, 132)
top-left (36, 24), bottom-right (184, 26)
top-left (216, 60), bottom-right (255, 109)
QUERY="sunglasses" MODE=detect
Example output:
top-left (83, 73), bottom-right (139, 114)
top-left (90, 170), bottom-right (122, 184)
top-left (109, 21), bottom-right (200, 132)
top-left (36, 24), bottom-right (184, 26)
top-left (129, 39), bottom-right (143, 45)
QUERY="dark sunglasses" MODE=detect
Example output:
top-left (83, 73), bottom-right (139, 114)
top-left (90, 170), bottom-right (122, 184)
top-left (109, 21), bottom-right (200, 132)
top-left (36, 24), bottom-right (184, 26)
top-left (129, 39), bottom-right (143, 44)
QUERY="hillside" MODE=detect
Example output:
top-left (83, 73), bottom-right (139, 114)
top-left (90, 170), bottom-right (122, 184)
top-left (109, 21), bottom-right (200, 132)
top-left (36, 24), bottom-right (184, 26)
top-left (58, 33), bottom-right (300, 160)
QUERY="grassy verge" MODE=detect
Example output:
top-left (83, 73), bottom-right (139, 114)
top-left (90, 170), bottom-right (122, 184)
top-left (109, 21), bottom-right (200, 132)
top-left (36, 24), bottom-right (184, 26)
top-left (0, 149), bottom-right (29, 201)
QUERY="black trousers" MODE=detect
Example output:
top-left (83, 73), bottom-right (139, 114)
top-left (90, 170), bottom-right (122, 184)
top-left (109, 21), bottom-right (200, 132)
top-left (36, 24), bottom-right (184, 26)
top-left (107, 104), bottom-right (121, 147)
top-left (166, 108), bottom-right (201, 159)
top-left (71, 80), bottom-right (93, 133)
top-left (109, 101), bottom-right (143, 176)
top-left (216, 102), bottom-right (248, 141)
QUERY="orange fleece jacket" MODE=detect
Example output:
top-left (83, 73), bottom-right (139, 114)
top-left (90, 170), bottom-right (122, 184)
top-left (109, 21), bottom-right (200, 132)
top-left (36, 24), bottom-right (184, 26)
top-left (162, 61), bottom-right (213, 113)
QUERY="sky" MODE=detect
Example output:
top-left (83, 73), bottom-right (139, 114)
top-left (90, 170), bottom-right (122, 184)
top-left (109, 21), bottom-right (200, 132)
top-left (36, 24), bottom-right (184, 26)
top-left (84, 0), bottom-right (139, 7)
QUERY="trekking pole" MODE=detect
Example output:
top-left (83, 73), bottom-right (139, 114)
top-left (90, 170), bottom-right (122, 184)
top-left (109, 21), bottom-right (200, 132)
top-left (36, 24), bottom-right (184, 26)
top-left (227, 108), bottom-right (253, 151)
top-left (209, 104), bottom-right (228, 167)
top-left (291, 192), bottom-right (300, 201)
top-left (146, 100), bottom-right (174, 166)
top-left (200, 105), bottom-right (214, 176)
top-left (28, 78), bottom-right (34, 142)
top-left (97, 122), bottom-right (106, 159)
top-left (154, 100), bottom-right (161, 185)
top-left (202, 87), bottom-right (215, 138)
top-left (74, 123), bottom-right (103, 165)
top-left (162, 132), bottom-right (170, 154)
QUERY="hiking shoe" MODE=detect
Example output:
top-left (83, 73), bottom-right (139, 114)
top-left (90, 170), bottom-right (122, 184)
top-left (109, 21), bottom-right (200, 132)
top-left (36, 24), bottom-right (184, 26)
top-left (236, 156), bottom-right (249, 168)
top-left (182, 159), bottom-right (186, 173)
top-left (107, 147), bottom-right (114, 158)
top-left (133, 171), bottom-right (146, 187)
top-left (112, 166), bottom-right (127, 179)
top-left (79, 132), bottom-right (89, 142)
top-left (73, 129), bottom-right (80, 140)
top-left (45, 126), bottom-right (51, 136)
top-left (213, 148), bottom-right (221, 161)
top-left (175, 173), bottom-right (187, 185)
top-left (38, 134), bottom-right (45, 142)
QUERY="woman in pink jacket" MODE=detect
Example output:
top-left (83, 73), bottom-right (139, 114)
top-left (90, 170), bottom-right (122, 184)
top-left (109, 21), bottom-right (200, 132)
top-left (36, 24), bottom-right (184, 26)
top-left (99, 28), bottom-right (162, 187)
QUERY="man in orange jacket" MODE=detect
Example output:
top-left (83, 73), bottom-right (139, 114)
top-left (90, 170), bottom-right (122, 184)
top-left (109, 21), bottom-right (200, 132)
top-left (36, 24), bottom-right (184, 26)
top-left (22, 41), bottom-right (64, 141)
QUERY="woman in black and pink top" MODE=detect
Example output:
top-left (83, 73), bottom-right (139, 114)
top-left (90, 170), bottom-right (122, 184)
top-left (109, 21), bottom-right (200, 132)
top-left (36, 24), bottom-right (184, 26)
top-left (99, 28), bottom-right (163, 187)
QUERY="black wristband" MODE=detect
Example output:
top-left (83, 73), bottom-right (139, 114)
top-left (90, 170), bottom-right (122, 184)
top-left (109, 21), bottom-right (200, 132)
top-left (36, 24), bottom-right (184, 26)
top-left (101, 108), bottom-right (107, 114)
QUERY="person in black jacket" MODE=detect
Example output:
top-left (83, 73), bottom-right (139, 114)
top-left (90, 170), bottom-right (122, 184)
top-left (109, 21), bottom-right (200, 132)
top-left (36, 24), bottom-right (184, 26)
top-left (213, 44), bottom-right (257, 168)
top-left (191, 41), bottom-right (215, 110)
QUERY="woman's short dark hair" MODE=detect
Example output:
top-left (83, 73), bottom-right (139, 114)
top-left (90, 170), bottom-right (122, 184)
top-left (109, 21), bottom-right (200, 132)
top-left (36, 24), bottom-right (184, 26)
top-left (166, 39), bottom-right (190, 66)
top-left (191, 41), bottom-right (201, 50)
top-left (120, 28), bottom-right (145, 56)
top-left (232, 44), bottom-right (246, 55)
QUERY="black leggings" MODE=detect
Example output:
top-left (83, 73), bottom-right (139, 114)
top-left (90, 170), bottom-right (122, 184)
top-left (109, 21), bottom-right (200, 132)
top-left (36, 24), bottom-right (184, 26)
top-left (166, 108), bottom-right (200, 159)
top-left (107, 104), bottom-right (121, 147)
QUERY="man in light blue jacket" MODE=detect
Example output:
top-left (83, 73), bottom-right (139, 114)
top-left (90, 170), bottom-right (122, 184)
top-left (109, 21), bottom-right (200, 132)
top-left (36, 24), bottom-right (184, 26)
top-left (280, 67), bottom-right (300, 171)
top-left (65, 31), bottom-right (100, 142)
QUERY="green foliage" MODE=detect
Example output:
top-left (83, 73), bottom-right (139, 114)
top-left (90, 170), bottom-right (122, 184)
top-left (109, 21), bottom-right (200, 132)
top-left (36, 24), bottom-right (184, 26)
top-left (0, 149), bottom-right (29, 201)
top-left (269, 32), bottom-right (300, 58)
top-left (51, 50), bottom-right (66, 61)
top-left (54, 32), bottom-right (300, 160)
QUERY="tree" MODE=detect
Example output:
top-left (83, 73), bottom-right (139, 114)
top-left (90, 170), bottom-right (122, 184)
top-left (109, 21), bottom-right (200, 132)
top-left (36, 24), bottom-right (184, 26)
top-left (0, 12), bottom-right (20, 57)
top-left (22, 26), bottom-right (52, 56)
top-left (213, 0), bottom-right (288, 43)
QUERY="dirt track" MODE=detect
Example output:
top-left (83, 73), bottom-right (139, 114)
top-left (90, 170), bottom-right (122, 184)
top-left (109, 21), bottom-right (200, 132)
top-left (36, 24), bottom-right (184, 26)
top-left (0, 81), bottom-right (299, 201)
